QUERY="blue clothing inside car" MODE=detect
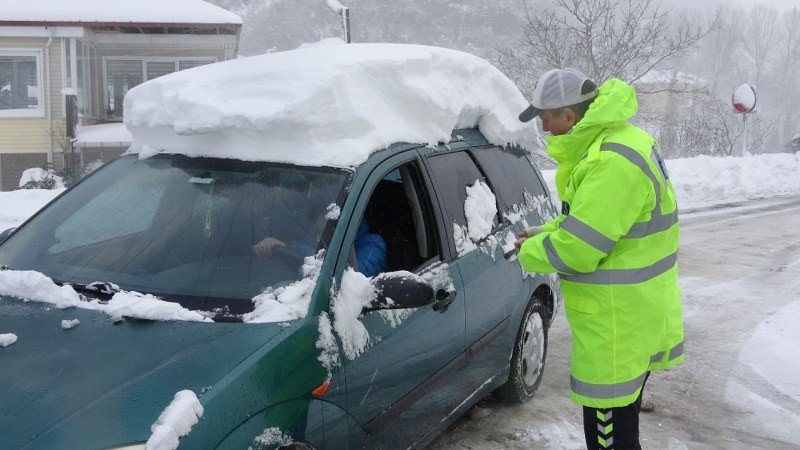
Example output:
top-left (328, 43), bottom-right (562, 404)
top-left (355, 219), bottom-right (387, 277)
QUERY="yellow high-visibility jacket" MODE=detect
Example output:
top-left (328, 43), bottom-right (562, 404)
top-left (519, 78), bottom-right (684, 409)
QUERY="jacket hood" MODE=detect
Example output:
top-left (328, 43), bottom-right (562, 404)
top-left (0, 295), bottom-right (286, 449)
top-left (545, 78), bottom-right (638, 197)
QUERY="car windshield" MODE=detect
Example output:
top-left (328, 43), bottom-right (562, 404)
top-left (0, 154), bottom-right (350, 314)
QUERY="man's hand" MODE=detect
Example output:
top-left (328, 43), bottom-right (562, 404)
top-left (252, 237), bottom-right (286, 258)
top-left (514, 226), bottom-right (543, 250)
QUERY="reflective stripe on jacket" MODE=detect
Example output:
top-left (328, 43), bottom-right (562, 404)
top-left (519, 78), bottom-right (685, 409)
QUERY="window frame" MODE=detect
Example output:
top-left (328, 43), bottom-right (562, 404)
top-left (0, 48), bottom-right (45, 118)
top-left (102, 55), bottom-right (217, 120)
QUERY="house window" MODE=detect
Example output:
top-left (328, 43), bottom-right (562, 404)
top-left (104, 57), bottom-right (215, 119)
top-left (65, 40), bottom-right (98, 118)
top-left (0, 50), bottom-right (43, 117)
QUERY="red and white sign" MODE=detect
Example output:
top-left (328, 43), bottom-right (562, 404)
top-left (732, 83), bottom-right (757, 114)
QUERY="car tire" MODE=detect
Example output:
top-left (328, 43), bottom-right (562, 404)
top-left (495, 297), bottom-right (548, 403)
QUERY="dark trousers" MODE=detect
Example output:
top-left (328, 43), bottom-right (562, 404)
top-left (582, 372), bottom-right (650, 450)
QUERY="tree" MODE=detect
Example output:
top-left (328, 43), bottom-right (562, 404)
top-left (496, 0), bottom-right (715, 96)
top-left (776, 7), bottom-right (800, 147)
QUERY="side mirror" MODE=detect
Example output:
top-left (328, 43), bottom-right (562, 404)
top-left (364, 271), bottom-right (434, 313)
top-left (0, 228), bottom-right (16, 245)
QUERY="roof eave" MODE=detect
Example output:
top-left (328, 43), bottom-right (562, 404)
top-left (0, 20), bottom-right (242, 28)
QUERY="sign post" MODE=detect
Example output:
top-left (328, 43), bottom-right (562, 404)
top-left (732, 83), bottom-right (757, 157)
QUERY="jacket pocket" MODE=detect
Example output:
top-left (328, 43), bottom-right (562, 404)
top-left (564, 296), bottom-right (597, 314)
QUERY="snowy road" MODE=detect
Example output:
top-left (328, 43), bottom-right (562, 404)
top-left (431, 195), bottom-right (800, 449)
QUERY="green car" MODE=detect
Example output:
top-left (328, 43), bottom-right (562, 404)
top-left (0, 42), bottom-right (560, 448)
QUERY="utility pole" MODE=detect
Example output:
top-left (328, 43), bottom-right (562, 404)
top-left (324, 0), bottom-right (351, 43)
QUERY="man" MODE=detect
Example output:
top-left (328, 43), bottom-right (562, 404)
top-left (515, 68), bottom-right (684, 449)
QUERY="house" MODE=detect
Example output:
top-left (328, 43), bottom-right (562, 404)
top-left (0, 0), bottom-right (241, 190)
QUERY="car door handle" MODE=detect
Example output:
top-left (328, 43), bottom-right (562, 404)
top-left (432, 289), bottom-right (456, 313)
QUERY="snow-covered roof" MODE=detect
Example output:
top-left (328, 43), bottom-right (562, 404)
top-left (74, 123), bottom-right (132, 148)
top-left (1, 0), bottom-right (242, 26)
top-left (124, 43), bottom-right (538, 168)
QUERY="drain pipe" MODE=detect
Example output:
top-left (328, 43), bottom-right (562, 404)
top-left (45, 28), bottom-right (54, 165)
top-left (324, 0), bottom-right (351, 43)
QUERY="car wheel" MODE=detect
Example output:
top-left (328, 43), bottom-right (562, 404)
top-left (495, 298), bottom-right (548, 403)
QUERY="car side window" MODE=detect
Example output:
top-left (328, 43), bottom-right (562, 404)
top-left (470, 146), bottom-right (547, 215)
top-left (426, 150), bottom-right (499, 230)
top-left (352, 162), bottom-right (441, 276)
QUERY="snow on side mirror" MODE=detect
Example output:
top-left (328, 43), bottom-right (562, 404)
top-left (365, 271), bottom-right (435, 313)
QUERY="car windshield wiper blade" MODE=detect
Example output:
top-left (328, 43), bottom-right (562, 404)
top-left (63, 281), bottom-right (120, 301)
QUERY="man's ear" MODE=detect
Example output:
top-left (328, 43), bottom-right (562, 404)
top-left (563, 107), bottom-right (577, 125)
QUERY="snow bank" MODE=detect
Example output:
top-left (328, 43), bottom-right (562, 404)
top-left (0, 189), bottom-right (62, 231)
top-left (124, 43), bottom-right (537, 167)
top-left (4, 0), bottom-right (241, 25)
top-left (0, 333), bottom-right (18, 347)
top-left (667, 153), bottom-right (800, 208)
top-left (146, 390), bottom-right (204, 450)
top-left (0, 270), bottom-right (210, 322)
top-left (18, 168), bottom-right (65, 189)
top-left (540, 153), bottom-right (800, 209)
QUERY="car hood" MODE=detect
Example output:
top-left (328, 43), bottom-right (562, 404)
top-left (0, 295), bottom-right (286, 449)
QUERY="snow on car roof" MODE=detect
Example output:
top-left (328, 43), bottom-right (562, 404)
top-left (123, 43), bottom-right (538, 168)
top-left (1, 0), bottom-right (241, 25)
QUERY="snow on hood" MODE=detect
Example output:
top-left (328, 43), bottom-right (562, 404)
top-left (0, 269), bottom-right (210, 322)
top-left (146, 390), bottom-right (204, 450)
top-left (123, 43), bottom-right (537, 167)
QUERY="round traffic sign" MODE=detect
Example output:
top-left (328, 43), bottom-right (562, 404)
top-left (732, 83), bottom-right (757, 113)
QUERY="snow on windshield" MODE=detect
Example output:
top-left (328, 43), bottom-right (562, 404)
top-left (0, 270), bottom-right (210, 322)
top-left (243, 252), bottom-right (324, 323)
top-left (124, 43), bottom-right (537, 167)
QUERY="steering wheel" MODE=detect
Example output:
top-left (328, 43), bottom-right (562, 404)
top-left (272, 245), bottom-right (306, 269)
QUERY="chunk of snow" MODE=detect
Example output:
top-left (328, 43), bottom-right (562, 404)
top-left (251, 427), bottom-right (292, 448)
top-left (325, 203), bottom-right (341, 220)
top-left (0, 333), bottom-right (18, 347)
top-left (244, 252), bottom-right (323, 323)
top-left (325, 0), bottom-right (346, 14)
top-left (146, 390), bottom-right (204, 450)
top-left (61, 319), bottom-right (80, 330)
top-left (330, 268), bottom-right (376, 360)
top-left (124, 44), bottom-right (537, 168)
top-left (316, 311), bottom-right (339, 374)
top-left (464, 180), bottom-right (497, 243)
top-left (453, 223), bottom-right (477, 256)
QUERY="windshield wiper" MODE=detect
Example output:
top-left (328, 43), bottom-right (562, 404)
top-left (66, 281), bottom-right (120, 302)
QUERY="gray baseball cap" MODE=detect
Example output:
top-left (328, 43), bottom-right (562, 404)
top-left (519, 68), bottom-right (598, 122)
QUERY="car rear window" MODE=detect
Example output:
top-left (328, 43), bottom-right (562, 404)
top-left (471, 146), bottom-right (547, 214)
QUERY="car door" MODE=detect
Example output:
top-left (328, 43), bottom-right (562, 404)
top-left (330, 150), bottom-right (467, 448)
top-left (423, 145), bottom-right (536, 390)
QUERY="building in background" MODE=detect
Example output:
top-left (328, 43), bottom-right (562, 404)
top-left (0, 0), bottom-right (241, 190)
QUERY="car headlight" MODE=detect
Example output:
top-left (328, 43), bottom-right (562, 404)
top-left (104, 443), bottom-right (146, 450)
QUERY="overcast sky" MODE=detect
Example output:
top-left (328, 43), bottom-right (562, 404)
top-left (670, 0), bottom-right (798, 11)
